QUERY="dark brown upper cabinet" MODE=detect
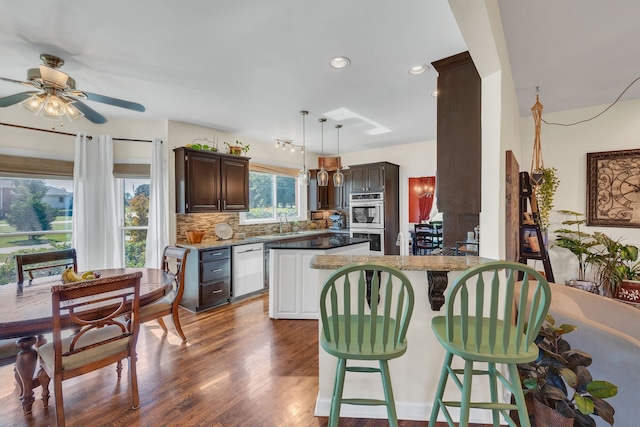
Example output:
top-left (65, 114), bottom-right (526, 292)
top-left (349, 163), bottom-right (386, 193)
top-left (174, 147), bottom-right (249, 213)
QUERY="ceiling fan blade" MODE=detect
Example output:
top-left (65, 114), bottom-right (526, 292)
top-left (82, 91), bottom-right (145, 112)
top-left (0, 76), bottom-right (39, 88)
top-left (0, 91), bottom-right (38, 107)
top-left (71, 99), bottom-right (108, 124)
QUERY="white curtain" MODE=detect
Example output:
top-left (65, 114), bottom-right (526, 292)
top-left (72, 133), bottom-right (123, 270)
top-left (145, 138), bottom-right (169, 268)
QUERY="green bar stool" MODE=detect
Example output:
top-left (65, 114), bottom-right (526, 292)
top-left (429, 261), bottom-right (551, 427)
top-left (319, 262), bottom-right (415, 427)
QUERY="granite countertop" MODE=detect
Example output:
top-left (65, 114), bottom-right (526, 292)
top-left (265, 235), bottom-right (370, 250)
top-left (178, 229), bottom-right (352, 251)
top-left (309, 254), bottom-right (494, 271)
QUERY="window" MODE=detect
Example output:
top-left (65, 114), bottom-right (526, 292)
top-left (119, 178), bottom-right (149, 267)
top-left (0, 177), bottom-right (73, 285)
top-left (241, 171), bottom-right (304, 223)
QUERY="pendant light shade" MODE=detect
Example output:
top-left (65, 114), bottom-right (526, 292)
top-left (333, 124), bottom-right (344, 187)
top-left (317, 118), bottom-right (329, 187)
top-left (298, 110), bottom-right (310, 185)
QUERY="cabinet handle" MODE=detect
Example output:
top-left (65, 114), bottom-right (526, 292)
top-left (210, 268), bottom-right (223, 273)
top-left (210, 289), bottom-right (223, 294)
top-left (223, 200), bottom-right (226, 210)
top-left (210, 252), bottom-right (222, 256)
top-left (217, 199), bottom-right (221, 210)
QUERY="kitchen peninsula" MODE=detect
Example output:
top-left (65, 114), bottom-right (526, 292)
top-left (310, 254), bottom-right (496, 423)
top-left (268, 234), bottom-right (370, 319)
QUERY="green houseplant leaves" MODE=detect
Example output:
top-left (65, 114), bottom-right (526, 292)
top-left (518, 314), bottom-right (617, 426)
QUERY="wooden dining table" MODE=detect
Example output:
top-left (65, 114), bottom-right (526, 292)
top-left (0, 267), bottom-right (174, 415)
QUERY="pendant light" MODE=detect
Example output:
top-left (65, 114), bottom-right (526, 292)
top-left (317, 118), bottom-right (329, 187)
top-left (333, 124), bottom-right (344, 187)
top-left (298, 110), bottom-right (310, 185)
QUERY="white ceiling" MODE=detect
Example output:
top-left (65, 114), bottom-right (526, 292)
top-left (1, 1), bottom-right (638, 154)
top-left (498, 0), bottom-right (640, 117)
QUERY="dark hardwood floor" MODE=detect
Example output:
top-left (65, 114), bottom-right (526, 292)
top-left (0, 293), bottom-right (490, 426)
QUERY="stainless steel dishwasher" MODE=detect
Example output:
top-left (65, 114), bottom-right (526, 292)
top-left (232, 243), bottom-right (265, 299)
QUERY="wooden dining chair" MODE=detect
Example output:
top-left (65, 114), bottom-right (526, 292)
top-left (139, 246), bottom-right (190, 341)
top-left (319, 262), bottom-right (415, 427)
top-left (413, 223), bottom-right (442, 255)
top-left (429, 261), bottom-right (551, 427)
top-left (15, 248), bottom-right (78, 286)
top-left (36, 272), bottom-right (142, 427)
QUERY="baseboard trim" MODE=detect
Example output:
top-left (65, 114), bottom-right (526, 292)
top-left (315, 397), bottom-right (498, 423)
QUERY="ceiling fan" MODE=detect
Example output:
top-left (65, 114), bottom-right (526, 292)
top-left (0, 53), bottom-right (145, 124)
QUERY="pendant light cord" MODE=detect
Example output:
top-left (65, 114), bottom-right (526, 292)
top-left (541, 76), bottom-right (640, 127)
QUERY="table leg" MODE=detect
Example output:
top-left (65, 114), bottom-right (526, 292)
top-left (427, 271), bottom-right (448, 311)
top-left (15, 336), bottom-right (38, 414)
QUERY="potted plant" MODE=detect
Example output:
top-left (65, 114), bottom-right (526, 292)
top-left (554, 210), bottom-right (598, 293)
top-left (224, 140), bottom-right (250, 155)
top-left (534, 166), bottom-right (560, 232)
top-left (589, 232), bottom-right (640, 299)
top-left (518, 314), bottom-right (617, 427)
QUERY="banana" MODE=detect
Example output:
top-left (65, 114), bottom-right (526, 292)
top-left (81, 271), bottom-right (93, 280)
top-left (67, 269), bottom-right (83, 282)
top-left (61, 267), bottom-right (77, 283)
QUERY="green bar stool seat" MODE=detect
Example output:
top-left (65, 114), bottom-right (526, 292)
top-left (319, 262), bottom-right (415, 427)
top-left (429, 261), bottom-right (551, 427)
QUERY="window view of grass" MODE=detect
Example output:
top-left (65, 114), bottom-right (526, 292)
top-left (0, 177), bottom-right (74, 285)
top-left (245, 172), bottom-right (299, 220)
top-left (0, 177), bottom-right (150, 284)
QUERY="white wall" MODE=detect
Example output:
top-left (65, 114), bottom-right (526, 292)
top-left (519, 97), bottom-right (640, 283)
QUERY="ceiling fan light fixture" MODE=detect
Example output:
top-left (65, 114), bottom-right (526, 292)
top-left (19, 93), bottom-right (46, 114)
top-left (65, 101), bottom-right (85, 121)
top-left (40, 93), bottom-right (69, 121)
top-left (39, 65), bottom-right (70, 88)
top-left (330, 56), bottom-right (350, 69)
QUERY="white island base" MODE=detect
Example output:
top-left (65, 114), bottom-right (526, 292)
top-left (268, 242), bottom-right (370, 319)
top-left (311, 255), bottom-right (505, 424)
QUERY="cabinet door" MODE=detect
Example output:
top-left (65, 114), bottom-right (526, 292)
top-left (366, 164), bottom-right (385, 192)
top-left (186, 152), bottom-right (221, 212)
top-left (220, 157), bottom-right (249, 211)
top-left (350, 166), bottom-right (367, 192)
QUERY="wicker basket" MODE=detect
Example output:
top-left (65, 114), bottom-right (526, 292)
top-left (533, 398), bottom-right (574, 427)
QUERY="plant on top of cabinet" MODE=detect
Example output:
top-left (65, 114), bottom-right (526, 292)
top-left (224, 140), bottom-right (250, 155)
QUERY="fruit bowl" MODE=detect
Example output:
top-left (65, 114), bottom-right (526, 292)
top-left (185, 230), bottom-right (206, 244)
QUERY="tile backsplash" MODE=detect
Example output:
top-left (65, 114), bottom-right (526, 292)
top-left (176, 212), bottom-right (331, 243)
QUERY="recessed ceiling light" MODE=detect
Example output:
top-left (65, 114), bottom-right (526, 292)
top-left (409, 65), bottom-right (429, 75)
top-left (330, 56), bottom-right (351, 69)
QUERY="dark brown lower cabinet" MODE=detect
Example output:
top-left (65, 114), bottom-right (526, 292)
top-left (181, 247), bottom-right (231, 312)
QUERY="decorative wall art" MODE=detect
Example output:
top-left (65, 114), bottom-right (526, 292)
top-left (587, 148), bottom-right (640, 227)
top-left (409, 176), bottom-right (436, 223)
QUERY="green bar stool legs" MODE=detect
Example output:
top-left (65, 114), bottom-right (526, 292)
top-left (429, 261), bottom-right (551, 427)
top-left (319, 263), bottom-right (414, 427)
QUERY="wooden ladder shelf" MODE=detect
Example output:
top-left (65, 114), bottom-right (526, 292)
top-left (517, 171), bottom-right (555, 282)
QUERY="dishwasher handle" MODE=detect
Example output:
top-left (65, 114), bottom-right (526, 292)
top-left (236, 247), bottom-right (263, 254)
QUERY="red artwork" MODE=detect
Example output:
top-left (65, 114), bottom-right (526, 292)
top-left (408, 176), bottom-right (436, 223)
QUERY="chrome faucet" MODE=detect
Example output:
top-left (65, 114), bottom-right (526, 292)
top-left (279, 214), bottom-right (289, 234)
